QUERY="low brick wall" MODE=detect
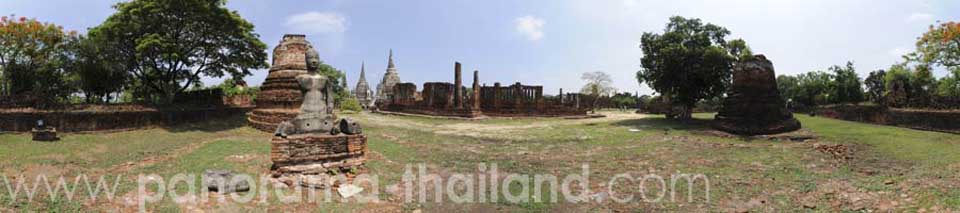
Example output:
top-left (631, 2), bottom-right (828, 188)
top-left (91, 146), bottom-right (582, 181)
top-left (270, 134), bottom-right (367, 175)
top-left (0, 106), bottom-right (253, 132)
top-left (816, 105), bottom-right (960, 133)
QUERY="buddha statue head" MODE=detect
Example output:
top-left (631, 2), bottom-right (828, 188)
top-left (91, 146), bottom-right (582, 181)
top-left (305, 46), bottom-right (321, 74)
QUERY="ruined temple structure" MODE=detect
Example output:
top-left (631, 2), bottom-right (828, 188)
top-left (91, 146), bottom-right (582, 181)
top-left (247, 34), bottom-right (313, 132)
top-left (380, 62), bottom-right (587, 118)
top-left (714, 55), bottom-right (801, 135)
top-left (270, 43), bottom-right (367, 188)
top-left (353, 62), bottom-right (374, 108)
top-left (375, 49), bottom-right (402, 107)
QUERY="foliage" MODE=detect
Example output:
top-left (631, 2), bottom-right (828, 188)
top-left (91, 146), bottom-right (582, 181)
top-left (580, 71), bottom-right (616, 112)
top-left (913, 21), bottom-right (960, 68)
top-left (637, 16), bottom-right (744, 119)
top-left (828, 61), bottom-right (864, 104)
top-left (65, 36), bottom-right (128, 103)
top-left (911, 64), bottom-right (938, 107)
top-left (884, 63), bottom-right (913, 107)
top-left (776, 75), bottom-right (800, 104)
top-left (216, 78), bottom-right (257, 97)
top-left (609, 92), bottom-right (638, 109)
top-left (339, 97), bottom-right (363, 112)
top-left (88, 0), bottom-right (269, 103)
top-left (0, 15), bottom-right (79, 106)
top-left (794, 71), bottom-right (834, 108)
top-left (938, 68), bottom-right (960, 98)
top-left (864, 70), bottom-right (886, 103)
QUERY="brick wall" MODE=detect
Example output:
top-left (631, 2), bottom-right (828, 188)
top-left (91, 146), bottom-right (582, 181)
top-left (0, 106), bottom-right (252, 132)
top-left (816, 105), bottom-right (960, 133)
top-left (270, 134), bottom-right (367, 174)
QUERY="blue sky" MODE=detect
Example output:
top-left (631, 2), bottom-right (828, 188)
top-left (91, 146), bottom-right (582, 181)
top-left (4, 0), bottom-right (959, 95)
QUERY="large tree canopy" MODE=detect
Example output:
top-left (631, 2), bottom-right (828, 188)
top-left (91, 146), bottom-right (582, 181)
top-left (580, 71), bottom-right (616, 113)
top-left (637, 16), bottom-right (747, 119)
top-left (914, 21), bottom-right (960, 68)
top-left (0, 15), bottom-right (77, 105)
top-left (89, 0), bottom-right (268, 103)
top-left (829, 62), bottom-right (864, 104)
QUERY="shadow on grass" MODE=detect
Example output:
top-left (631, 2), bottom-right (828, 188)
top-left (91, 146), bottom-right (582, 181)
top-left (611, 116), bottom-right (714, 131)
top-left (161, 113), bottom-right (249, 133)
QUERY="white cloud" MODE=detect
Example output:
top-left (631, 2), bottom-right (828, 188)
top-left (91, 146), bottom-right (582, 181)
top-left (515, 15), bottom-right (545, 41)
top-left (285, 12), bottom-right (347, 35)
top-left (906, 13), bottom-right (933, 23)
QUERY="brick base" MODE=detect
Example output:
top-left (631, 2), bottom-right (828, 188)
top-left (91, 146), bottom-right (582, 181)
top-left (270, 134), bottom-right (367, 177)
top-left (31, 128), bottom-right (59, 141)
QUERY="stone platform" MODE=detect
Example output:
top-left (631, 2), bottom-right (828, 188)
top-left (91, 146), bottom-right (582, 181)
top-left (270, 134), bottom-right (367, 177)
top-left (31, 128), bottom-right (59, 141)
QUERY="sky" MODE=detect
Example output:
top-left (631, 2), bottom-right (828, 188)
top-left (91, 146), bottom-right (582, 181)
top-left (3, 0), bottom-right (958, 95)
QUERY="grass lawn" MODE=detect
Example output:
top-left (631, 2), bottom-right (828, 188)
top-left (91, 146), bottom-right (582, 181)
top-left (0, 111), bottom-right (958, 211)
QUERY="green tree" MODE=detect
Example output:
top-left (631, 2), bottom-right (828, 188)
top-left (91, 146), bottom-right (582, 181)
top-left (0, 15), bottom-right (78, 106)
top-left (610, 92), bottom-right (638, 109)
top-left (66, 36), bottom-right (128, 103)
top-left (910, 64), bottom-right (937, 107)
top-left (89, 0), bottom-right (269, 103)
top-left (829, 61), bottom-right (864, 104)
top-left (776, 75), bottom-right (800, 105)
top-left (938, 68), bottom-right (960, 98)
top-left (884, 63), bottom-right (913, 107)
top-left (913, 21), bottom-right (960, 68)
top-left (795, 71), bottom-right (834, 108)
top-left (864, 70), bottom-right (886, 104)
top-left (637, 16), bottom-right (744, 119)
top-left (580, 71), bottom-right (616, 113)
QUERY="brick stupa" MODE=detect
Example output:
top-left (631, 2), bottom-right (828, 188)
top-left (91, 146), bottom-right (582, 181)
top-left (248, 35), bottom-right (313, 132)
top-left (714, 55), bottom-right (801, 135)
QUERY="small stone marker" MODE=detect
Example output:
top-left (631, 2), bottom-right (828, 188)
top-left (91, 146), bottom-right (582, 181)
top-left (31, 119), bottom-right (59, 142)
top-left (203, 170), bottom-right (251, 193)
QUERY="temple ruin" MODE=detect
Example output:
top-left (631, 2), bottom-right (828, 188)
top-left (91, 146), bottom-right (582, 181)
top-left (353, 62), bottom-right (374, 108)
top-left (380, 62), bottom-right (587, 117)
top-left (714, 55), bottom-right (801, 135)
top-left (248, 34), bottom-right (313, 132)
top-left (375, 49), bottom-right (402, 107)
top-left (270, 40), bottom-right (368, 188)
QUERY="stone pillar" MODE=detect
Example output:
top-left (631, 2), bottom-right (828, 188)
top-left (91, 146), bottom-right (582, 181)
top-left (472, 70), bottom-right (481, 110)
top-left (514, 83), bottom-right (524, 109)
top-left (454, 62), bottom-right (463, 109)
top-left (559, 88), bottom-right (564, 104)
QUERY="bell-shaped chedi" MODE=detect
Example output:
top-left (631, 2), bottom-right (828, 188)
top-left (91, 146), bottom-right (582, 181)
top-left (248, 34), bottom-right (314, 132)
top-left (714, 55), bottom-right (801, 135)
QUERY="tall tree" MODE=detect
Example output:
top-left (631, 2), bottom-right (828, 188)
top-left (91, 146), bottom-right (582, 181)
top-left (913, 21), bottom-right (960, 68)
top-left (795, 71), bottom-right (834, 108)
top-left (66, 36), bottom-right (128, 103)
top-left (89, 0), bottom-right (268, 103)
top-left (637, 16), bottom-right (744, 119)
top-left (938, 68), bottom-right (960, 98)
top-left (580, 71), bottom-right (616, 113)
top-left (829, 61), bottom-right (864, 104)
top-left (776, 75), bottom-right (800, 105)
top-left (864, 70), bottom-right (887, 104)
top-left (0, 15), bottom-right (78, 106)
top-left (884, 63), bottom-right (913, 107)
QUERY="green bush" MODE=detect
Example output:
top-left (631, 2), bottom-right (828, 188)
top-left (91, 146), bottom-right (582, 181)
top-left (340, 97), bottom-right (362, 112)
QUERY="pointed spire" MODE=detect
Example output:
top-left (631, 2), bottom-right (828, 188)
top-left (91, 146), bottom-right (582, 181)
top-left (359, 61), bottom-right (366, 79)
top-left (387, 49), bottom-right (395, 69)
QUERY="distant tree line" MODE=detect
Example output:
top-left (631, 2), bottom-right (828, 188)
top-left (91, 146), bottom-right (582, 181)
top-left (0, 0), bottom-right (349, 108)
top-left (635, 17), bottom-right (960, 119)
top-left (779, 21), bottom-right (960, 110)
